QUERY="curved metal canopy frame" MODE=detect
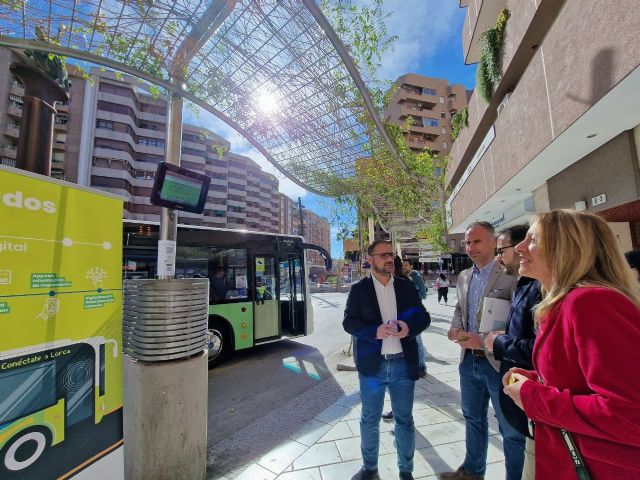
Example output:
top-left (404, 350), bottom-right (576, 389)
top-left (0, 0), bottom-right (405, 195)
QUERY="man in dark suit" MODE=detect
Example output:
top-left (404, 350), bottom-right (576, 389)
top-left (484, 224), bottom-right (541, 480)
top-left (343, 240), bottom-right (430, 480)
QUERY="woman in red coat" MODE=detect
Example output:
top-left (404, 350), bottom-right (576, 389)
top-left (503, 209), bottom-right (640, 479)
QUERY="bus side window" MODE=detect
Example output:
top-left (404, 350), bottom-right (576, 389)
top-left (210, 267), bottom-right (227, 302)
top-left (207, 248), bottom-right (248, 303)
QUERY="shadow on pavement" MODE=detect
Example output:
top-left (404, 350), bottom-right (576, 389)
top-left (206, 342), bottom-right (351, 479)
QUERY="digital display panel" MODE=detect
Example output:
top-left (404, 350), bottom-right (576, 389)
top-left (150, 162), bottom-right (210, 214)
top-left (160, 171), bottom-right (202, 207)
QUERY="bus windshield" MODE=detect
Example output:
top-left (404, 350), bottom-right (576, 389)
top-left (0, 361), bottom-right (56, 425)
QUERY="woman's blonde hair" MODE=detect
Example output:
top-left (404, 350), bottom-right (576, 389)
top-left (532, 209), bottom-right (640, 324)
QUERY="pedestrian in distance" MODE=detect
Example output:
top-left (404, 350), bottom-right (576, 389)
top-left (343, 240), bottom-right (430, 480)
top-left (503, 209), bottom-right (640, 480)
top-left (484, 224), bottom-right (541, 480)
top-left (402, 258), bottom-right (428, 378)
top-left (440, 221), bottom-right (521, 480)
top-left (435, 273), bottom-right (450, 304)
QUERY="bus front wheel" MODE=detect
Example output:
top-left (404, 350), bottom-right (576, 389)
top-left (1, 428), bottom-right (50, 472)
top-left (207, 320), bottom-right (231, 368)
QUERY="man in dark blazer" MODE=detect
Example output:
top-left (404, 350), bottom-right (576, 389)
top-left (485, 224), bottom-right (541, 480)
top-left (343, 240), bottom-right (430, 480)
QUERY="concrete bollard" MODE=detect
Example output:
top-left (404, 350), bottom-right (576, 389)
top-left (123, 352), bottom-right (208, 480)
top-left (122, 278), bottom-right (210, 480)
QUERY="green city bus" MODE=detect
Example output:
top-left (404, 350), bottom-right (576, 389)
top-left (122, 221), bottom-right (331, 367)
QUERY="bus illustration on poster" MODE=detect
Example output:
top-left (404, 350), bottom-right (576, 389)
top-left (0, 166), bottom-right (124, 479)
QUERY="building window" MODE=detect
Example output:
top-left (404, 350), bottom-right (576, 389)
top-left (55, 113), bottom-right (69, 125)
top-left (402, 84), bottom-right (422, 95)
top-left (96, 119), bottom-right (114, 130)
top-left (55, 133), bottom-right (67, 144)
top-left (422, 118), bottom-right (439, 128)
top-left (8, 94), bottom-right (23, 108)
top-left (138, 137), bottom-right (165, 148)
top-left (139, 122), bottom-right (158, 131)
top-left (439, 96), bottom-right (445, 103)
top-left (422, 87), bottom-right (436, 96)
top-left (441, 127), bottom-right (447, 134)
top-left (440, 112), bottom-right (446, 118)
top-left (442, 142), bottom-right (448, 149)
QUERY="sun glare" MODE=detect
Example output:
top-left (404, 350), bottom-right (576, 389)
top-left (257, 92), bottom-right (280, 115)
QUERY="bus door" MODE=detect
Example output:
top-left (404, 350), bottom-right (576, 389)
top-left (279, 254), bottom-right (305, 336)
top-left (253, 256), bottom-right (279, 340)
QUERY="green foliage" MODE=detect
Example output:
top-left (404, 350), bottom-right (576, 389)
top-left (316, 0), bottom-right (450, 254)
top-left (0, 0), bottom-right (24, 11)
top-left (476, 9), bottom-right (510, 102)
top-left (450, 106), bottom-right (468, 142)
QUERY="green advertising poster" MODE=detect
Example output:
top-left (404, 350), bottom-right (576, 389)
top-left (0, 166), bottom-right (124, 479)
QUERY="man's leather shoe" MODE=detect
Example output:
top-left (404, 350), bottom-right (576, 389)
top-left (351, 467), bottom-right (380, 480)
top-left (438, 466), bottom-right (484, 480)
top-left (382, 410), bottom-right (394, 421)
top-left (399, 472), bottom-right (414, 480)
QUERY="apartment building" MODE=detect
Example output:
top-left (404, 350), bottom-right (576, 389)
top-left (279, 193), bottom-right (331, 266)
top-left (447, 0), bottom-right (640, 251)
top-left (384, 74), bottom-right (471, 156)
top-left (381, 74), bottom-right (470, 263)
top-left (82, 70), bottom-right (281, 232)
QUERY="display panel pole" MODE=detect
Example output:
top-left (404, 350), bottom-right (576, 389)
top-left (158, 86), bottom-right (183, 279)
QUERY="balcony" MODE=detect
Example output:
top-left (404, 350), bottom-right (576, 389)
top-left (400, 105), bottom-right (436, 119)
top-left (4, 124), bottom-right (19, 138)
top-left (2, 145), bottom-right (17, 158)
top-left (396, 89), bottom-right (438, 108)
top-left (406, 123), bottom-right (441, 137)
top-left (7, 104), bottom-right (23, 118)
top-left (0, 157), bottom-right (16, 167)
top-left (462, 0), bottom-right (507, 65)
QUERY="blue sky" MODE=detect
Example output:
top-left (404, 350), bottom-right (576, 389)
top-left (185, 1), bottom-right (476, 259)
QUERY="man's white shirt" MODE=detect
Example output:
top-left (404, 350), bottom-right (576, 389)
top-left (371, 274), bottom-right (403, 355)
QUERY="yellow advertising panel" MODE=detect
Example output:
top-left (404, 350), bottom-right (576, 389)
top-left (0, 166), bottom-right (123, 479)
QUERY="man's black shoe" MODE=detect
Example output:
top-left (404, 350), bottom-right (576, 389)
top-left (399, 472), bottom-right (414, 480)
top-left (382, 410), bottom-right (394, 421)
top-left (351, 467), bottom-right (380, 480)
top-left (419, 364), bottom-right (427, 378)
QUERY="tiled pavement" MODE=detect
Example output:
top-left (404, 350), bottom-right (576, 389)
top-left (208, 291), bottom-right (507, 480)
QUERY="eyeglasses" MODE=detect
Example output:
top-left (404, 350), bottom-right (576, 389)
top-left (496, 245), bottom-right (514, 256)
top-left (371, 252), bottom-right (394, 259)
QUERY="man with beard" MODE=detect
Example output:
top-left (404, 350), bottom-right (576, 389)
top-left (484, 224), bottom-right (541, 480)
top-left (344, 240), bottom-right (430, 480)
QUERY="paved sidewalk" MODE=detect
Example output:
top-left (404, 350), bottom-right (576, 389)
top-left (209, 291), bottom-right (507, 480)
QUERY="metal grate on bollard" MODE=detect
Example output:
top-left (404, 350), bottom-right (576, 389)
top-left (123, 278), bottom-right (209, 362)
